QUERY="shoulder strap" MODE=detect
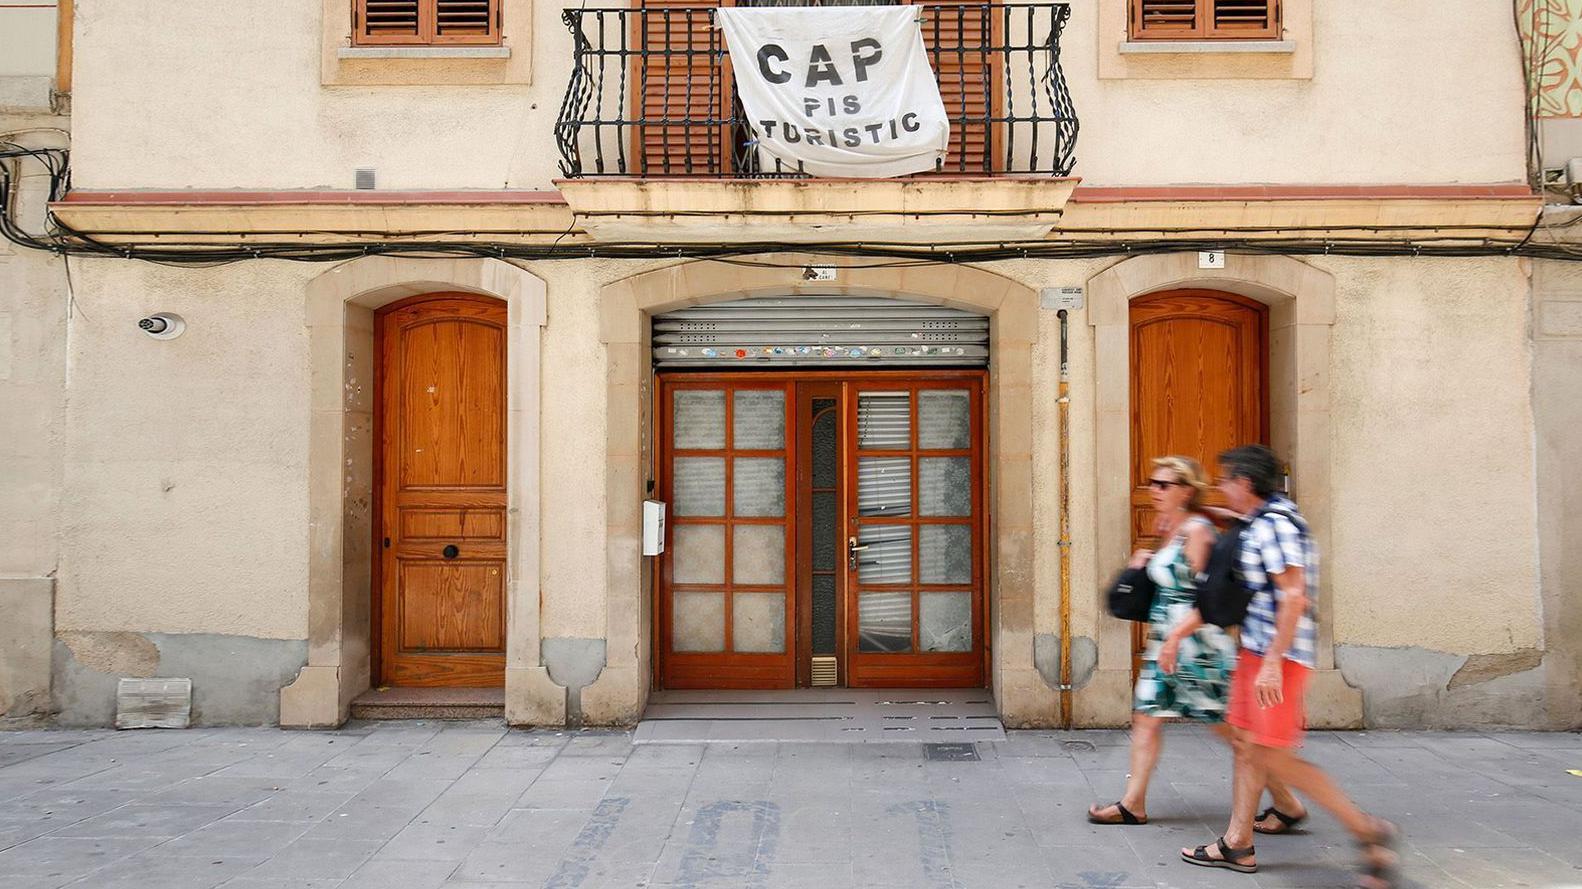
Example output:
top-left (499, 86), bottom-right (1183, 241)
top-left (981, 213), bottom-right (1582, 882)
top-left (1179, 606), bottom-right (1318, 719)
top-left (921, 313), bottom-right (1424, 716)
top-left (1256, 504), bottom-right (1308, 534)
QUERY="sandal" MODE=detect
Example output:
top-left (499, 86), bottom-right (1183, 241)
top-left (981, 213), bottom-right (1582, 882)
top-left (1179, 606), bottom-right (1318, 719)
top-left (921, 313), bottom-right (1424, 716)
top-left (1356, 819), bottom-right (1401, 889)
top-left (1254, 805), bottom-right (1307, 834)
top-left (1181, 837), bottom-right (1257, 874)
top-left (1086, 801), bottom-right (1146, 825)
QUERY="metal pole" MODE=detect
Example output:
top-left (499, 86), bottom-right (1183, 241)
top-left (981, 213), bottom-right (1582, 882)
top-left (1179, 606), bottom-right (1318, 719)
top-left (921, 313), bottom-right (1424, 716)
top-left (1057, 308), bottom-right (1073, 729)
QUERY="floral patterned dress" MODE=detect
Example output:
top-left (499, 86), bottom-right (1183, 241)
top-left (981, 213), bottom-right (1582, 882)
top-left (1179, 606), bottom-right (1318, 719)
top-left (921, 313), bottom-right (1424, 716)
top-left (1132, 516), bottom-right (1238, 722)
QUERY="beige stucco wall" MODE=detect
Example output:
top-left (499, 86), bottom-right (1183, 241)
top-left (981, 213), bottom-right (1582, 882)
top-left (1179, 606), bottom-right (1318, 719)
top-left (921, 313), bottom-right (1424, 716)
top-left (0, 113), bottom-right (68, 720)
top-left (1325, 258), bottom-right (1541, 652)
top-left (26, 247), bottom-right (1550, 726)
top-left (66, 2), bottom-right (1525, 190)
top-left (1532, 256), bottom-right (1582, 729)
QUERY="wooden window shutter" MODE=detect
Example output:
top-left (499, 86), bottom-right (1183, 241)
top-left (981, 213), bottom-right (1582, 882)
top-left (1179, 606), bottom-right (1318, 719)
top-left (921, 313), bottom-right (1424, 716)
top-left (1209, 0), bottom-right (1277, 38)
top-left (358, 0), bottom-right (423, 44)
top-left (354, 0), bottom-right (500, 46)
top-left (912, 0), bottom-right (997, 173)
top-left (1131, 0), bottom-right (1277, 40)
top-left (434, 0), bottom-right (497, 41)
top-left (635, 0), bottom-right (726, 174)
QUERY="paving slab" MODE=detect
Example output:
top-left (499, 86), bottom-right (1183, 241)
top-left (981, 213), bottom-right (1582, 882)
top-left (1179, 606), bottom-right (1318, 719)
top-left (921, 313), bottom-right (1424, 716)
top-left (0, 722), bottom-right (1579, 888)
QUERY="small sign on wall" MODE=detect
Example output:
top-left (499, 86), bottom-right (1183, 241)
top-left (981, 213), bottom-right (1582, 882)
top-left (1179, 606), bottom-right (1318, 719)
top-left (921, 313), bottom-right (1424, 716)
top-left (1039, 286), bottom-right (1084, 311)
top-left (1198, 250), bottom-right (1226, 269)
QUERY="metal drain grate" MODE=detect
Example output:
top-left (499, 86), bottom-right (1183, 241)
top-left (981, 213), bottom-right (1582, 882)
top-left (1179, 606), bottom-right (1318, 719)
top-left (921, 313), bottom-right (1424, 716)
top-left (1061, 740), bottom-right (1096, 752)
top-left (924, 742), bottom-right (981, 762)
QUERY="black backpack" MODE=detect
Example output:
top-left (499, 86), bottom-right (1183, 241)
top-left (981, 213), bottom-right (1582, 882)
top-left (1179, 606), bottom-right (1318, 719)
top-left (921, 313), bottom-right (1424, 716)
top-left (1194, 504), bottom-right (1306, 628)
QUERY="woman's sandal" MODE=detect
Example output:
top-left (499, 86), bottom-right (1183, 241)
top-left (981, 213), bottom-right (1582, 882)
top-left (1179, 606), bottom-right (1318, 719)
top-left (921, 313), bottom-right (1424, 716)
top-left (1253, 806), bottom-right (1308, 834)
top-left (1356, 819), bottom-right (1401, 889)
top-left (1086, 801), bottom-right (1147, 825)
top-left (1181, 837), bottom-right (1257, 874)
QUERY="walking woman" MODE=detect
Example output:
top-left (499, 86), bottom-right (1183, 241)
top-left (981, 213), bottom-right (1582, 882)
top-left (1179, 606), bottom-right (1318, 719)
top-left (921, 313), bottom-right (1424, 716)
top-left (1088, 456), bottom-right (1238, 826)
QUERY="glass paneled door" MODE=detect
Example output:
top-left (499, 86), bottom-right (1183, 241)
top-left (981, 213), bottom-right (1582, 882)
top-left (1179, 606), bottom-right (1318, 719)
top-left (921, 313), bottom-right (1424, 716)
top-left (657, 372), bottom-right (986, 689)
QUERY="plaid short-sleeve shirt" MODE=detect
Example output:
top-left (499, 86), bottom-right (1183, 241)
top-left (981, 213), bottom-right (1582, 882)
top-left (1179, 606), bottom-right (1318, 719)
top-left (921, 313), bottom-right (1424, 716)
top-left (1237, 495), bottom-right (1319, 669)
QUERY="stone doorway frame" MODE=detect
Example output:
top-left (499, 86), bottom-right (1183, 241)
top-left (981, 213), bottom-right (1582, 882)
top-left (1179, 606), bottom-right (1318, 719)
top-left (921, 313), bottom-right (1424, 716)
top-left (1082, 252), bottom-right (1363, 728)
top-left (280, 257), bottom-right (561, 728)
top-left (589, 256), bottom-right (1053, 725)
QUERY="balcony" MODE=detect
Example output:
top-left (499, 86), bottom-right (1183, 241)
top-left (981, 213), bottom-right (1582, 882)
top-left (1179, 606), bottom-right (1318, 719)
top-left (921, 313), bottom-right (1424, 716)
top-left (553, 2), bottom-right (1081, 244)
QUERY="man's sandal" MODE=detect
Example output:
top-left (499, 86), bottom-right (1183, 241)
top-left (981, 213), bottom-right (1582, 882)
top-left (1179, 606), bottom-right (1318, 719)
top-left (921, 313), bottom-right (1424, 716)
top-left (1356, 820), bottom-right (1401, 889)
top-left (1181, 838), bottom-right (1257, 874)
top-left (1254, 806), bottom-right (1307, 834)
top-left (1086, 801), bottom-right (1146, 825)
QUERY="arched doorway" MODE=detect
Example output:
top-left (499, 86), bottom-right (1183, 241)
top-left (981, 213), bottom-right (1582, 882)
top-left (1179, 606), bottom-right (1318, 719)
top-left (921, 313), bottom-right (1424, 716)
top-left (652, 295), bottom-right (990, 690)
top-left (374, 293), bottom-right (509, 687)
top-left (1128, 290), bottom-right (1269, 673)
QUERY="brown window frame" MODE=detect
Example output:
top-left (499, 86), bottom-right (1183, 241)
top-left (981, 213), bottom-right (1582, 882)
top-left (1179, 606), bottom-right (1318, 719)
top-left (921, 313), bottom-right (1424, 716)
top-left (353, 0), bottom-right (502, 47)
top-left (1129, 0), bottom-right (1281, 41)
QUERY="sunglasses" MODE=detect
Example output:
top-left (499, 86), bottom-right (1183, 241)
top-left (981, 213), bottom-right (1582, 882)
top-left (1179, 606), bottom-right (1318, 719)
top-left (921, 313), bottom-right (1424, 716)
top-left (1147, 478), bottom-right (1185, 490)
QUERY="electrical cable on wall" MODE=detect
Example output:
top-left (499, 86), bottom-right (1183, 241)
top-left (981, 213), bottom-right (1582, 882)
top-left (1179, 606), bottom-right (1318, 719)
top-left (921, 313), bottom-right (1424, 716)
top-left (9, 145), bottom-right (1582, 264)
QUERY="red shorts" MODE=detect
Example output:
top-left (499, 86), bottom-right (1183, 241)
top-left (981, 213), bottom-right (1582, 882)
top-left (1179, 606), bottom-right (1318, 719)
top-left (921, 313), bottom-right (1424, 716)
top-left (1228, 650), bottom-right (1309, 749)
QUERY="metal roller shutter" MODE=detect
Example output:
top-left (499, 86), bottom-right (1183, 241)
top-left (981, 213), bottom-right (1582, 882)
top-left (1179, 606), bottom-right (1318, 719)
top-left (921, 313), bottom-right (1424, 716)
top-left (652, 295), bottom-right (990, 368)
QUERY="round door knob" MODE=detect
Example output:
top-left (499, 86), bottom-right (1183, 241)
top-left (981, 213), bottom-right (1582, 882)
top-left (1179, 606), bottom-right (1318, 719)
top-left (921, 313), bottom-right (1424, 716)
top-left (442, 545), bottom-right (459, 559)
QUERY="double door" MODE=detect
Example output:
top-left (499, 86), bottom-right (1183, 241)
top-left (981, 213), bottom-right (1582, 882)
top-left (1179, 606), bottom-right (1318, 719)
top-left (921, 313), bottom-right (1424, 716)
top-left (657, 372), bottom-right (987, 689)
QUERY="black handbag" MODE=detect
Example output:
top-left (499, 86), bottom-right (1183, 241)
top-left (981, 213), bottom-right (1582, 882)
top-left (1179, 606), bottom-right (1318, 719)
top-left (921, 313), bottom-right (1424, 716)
top-left (1106, 565), bottom-right (1156, 622)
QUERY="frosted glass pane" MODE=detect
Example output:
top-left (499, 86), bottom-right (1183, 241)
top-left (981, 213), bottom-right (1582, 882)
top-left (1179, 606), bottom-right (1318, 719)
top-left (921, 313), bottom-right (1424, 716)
top-left (812, 492), bottom-right (838, 571)
top-left (858, 457), bottom-right (911, 518)
top-left (733, 458), bottom-right (785, 517)
top-left (920, 525), bottom-right (972, 585)
top-left (857, 392), bottom-right (910, 449)
top-left (733, 592), bottom-right (786, 653)
top-left (673, 457), bottom-right (725, 517)
top-left (673, 390), bottom-right (725, 449)
top-left (734, 390), bottom-right (786, 449)
top-left (921, 592), bottom-right (971, 652)
top-left (811, 401), bottom-right (838, 487)
top-left (857, 524), bottom-right (911, 585)
top-left (672, 525), bottom-right (724, 584)
top-left (858, 592), bottom-right (911, 653)
top-left (919, 390), bottom-right (970, 449)
top-left (920, 457), bottom-right (971, 516)
top-left (673, 591), bottom-right (725, 652)
top-left (812, 575), bottom-right (836, 654)
top-left (733, 525), bottom-right (786, 585)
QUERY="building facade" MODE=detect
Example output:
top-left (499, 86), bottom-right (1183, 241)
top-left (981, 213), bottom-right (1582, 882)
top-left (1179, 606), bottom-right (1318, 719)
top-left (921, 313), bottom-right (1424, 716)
top-left (2, 0), bottom-right (1578, 730)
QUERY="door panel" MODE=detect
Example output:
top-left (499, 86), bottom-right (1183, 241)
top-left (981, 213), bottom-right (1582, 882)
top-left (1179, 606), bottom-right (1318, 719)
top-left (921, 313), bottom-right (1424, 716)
top-left (377, 295), bottom-right (508, 687)
top-left (1128, 290), bottom-right (1267, 672)
top-left (659, 380), bottom-right (797, 689)
top-left (844, 379), bottom-right (985, 688)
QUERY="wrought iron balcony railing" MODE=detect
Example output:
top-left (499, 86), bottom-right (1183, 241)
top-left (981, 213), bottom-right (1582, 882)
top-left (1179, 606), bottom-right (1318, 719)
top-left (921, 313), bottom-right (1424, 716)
top-left (555, 2), bottom-right (1077, 178)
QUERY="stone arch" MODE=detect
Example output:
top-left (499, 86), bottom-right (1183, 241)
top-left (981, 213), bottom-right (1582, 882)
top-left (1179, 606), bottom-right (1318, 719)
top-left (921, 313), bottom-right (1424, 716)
top-left (586, 255), bottom-right (1054, 725)
top-left (280, 257), bottom-right (558, 728)
top-left (1082, 252), bottom-right (1361, 728)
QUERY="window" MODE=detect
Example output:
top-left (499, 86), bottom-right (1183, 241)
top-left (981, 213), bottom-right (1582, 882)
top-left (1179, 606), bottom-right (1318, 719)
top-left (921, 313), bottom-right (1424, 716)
top-left (354, 0), bottom-right (500, 45)
top-left (636, 0), bottom-right (999, 175)
top-left (1129, 0), bottom-right (1279, 40)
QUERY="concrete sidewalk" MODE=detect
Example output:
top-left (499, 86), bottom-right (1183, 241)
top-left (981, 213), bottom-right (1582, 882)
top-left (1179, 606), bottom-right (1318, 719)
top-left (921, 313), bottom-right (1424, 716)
top-left (1, 723), bottom-right (1579, 889)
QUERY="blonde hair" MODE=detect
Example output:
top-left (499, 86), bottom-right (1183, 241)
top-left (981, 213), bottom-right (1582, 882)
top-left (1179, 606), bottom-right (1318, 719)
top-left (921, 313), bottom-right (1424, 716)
top-left (1152, 455), bottom-right (1209, 511)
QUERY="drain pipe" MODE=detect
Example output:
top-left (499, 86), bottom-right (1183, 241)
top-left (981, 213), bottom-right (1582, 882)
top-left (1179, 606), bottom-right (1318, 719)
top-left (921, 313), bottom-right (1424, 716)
top-left (1056, 309), bottom-right (1074, 729)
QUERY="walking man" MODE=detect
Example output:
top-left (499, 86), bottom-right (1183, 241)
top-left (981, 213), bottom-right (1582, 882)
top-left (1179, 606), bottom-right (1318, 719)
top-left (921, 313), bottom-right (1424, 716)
top-left (1180, 445), bottom-right (1399, 888)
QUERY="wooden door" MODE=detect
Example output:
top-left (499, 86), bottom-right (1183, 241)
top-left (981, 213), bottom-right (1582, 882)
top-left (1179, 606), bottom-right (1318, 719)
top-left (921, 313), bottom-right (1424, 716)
top-left (376, 295), bottom-right (508, 687)
top-left (657, 378), bottom-right (798, 689)
top-left (655, 370), bottom-right (986, 690)
top-left (1128, 290), bottom-right (1267, 671)
top-left (844, 377), bottom-right (986, 687)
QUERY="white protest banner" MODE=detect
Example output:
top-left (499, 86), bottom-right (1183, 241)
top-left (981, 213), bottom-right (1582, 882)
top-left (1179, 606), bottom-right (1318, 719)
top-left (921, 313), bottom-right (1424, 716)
top-left (716, 6), bottom-right (951, 178)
